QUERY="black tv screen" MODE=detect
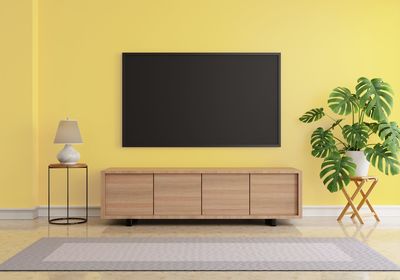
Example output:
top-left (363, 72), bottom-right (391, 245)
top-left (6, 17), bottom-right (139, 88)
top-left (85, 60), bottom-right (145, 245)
top-left (123, 53), bottom-right (280, 147)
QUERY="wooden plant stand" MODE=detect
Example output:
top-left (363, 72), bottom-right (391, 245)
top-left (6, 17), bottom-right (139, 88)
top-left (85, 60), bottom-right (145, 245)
top-left (337, 176), bottom-right (380, 224)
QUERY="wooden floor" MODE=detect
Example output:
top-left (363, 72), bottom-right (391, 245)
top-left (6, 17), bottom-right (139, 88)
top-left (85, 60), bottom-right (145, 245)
top-left (0, 217), bottom-right (399, 279)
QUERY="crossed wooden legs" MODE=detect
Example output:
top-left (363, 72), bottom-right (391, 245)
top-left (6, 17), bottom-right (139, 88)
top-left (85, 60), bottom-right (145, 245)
top-left (337, 177), bottom-right (379, 224)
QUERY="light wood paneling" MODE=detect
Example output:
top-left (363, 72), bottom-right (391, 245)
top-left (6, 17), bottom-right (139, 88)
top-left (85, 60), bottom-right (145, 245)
top-left (154, 174), bottom-right (201, 215)
top-left (105, 174), bottom-right (153, 216)
top-left (250, 174), bottom-right (298, 216)
top-left (104, 167), bottom-right (300, 174)
top-left (102, 168), bottom-right (301, 219)
top-left (202, 174), bottom-right (249, 216)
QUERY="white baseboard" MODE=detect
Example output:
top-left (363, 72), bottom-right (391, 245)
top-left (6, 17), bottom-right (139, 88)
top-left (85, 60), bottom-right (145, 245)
top-left (37, 206), bottom-right (100, 217)
top-left (0, 208), bottom-right (39, 219)
top-left (0, 205), bottom-right (399, 219)
top-left (303, 206), bottom-right (345, 217)
top-left (0, 206), bottom-right (99, 219)
top-left (303, 205), bottom-right (400, 217)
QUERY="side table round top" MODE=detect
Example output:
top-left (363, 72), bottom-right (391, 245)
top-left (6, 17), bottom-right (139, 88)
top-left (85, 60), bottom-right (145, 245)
top-left (48, 163), bottom-right (87, 168)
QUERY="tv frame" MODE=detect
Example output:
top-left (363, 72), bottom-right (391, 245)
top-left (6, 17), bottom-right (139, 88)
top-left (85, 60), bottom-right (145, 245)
top-left (122, 52), bottom-right (281, 147)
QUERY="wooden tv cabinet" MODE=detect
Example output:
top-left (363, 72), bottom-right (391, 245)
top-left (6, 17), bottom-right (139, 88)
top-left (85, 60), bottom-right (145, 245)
top-left (101, 168), bottom-right (302, 226)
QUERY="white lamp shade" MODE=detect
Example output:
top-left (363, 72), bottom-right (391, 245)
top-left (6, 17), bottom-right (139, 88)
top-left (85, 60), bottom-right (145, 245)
top-left (54, 120), bottom-right (83, 144)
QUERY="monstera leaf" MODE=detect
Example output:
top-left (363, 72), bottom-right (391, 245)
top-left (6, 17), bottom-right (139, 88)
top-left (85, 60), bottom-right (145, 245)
top-left (378, 122), bottom-right (400, 153)
top-left (342, 123), bottom-right (369, 149)
top-left (328, 87), bottom-right (358, 115)
top-left (364, 144), bottom-right (400, 175)
top-left (356, 77), bottom-right (394, 121)
top-left (311, 127), bottom-right (337, 158)
top-left (365, 122), bottom-right (379, 134)
top-left (299, 108), bottom-right (325, 123)
top-left (320, 152), bottom-right (356, 192)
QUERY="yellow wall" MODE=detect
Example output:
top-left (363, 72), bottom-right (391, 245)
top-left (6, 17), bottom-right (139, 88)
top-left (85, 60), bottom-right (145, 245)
top-left (0, 0), bottom-right (38, 208)
top-left (2, 0), bottom-right (400, 208)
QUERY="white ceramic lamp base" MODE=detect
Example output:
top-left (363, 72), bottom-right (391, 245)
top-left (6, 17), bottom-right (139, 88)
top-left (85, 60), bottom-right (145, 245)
top-left (57, 144), bottom-right (80, 164)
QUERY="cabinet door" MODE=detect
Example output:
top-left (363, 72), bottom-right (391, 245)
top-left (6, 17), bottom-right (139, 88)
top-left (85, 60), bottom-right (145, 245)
top-left (154, 174), bottom-right (201, 215)
top-left (202, 174), bottom-right (249, 216)
top-left (250, 174), bottom-right (298, 216)
top-left (105, 174), bottom-right (153, 217)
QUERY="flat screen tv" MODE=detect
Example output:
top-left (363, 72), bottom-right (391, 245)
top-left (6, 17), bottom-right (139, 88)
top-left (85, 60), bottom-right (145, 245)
top-left (123, 53), bottom-right (280, 147)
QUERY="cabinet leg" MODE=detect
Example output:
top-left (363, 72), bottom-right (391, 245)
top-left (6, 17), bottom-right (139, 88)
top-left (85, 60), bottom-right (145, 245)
top-left (126, 219), bottom-right (138, 226)
top-left (265, 219), bottom-right (277, 227)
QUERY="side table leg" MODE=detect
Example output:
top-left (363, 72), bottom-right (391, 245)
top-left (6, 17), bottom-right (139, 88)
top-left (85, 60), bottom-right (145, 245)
top-left (86, 167), bottom-right (89, 222)
top-left (48, 168), bottom-right (51, 223)
top-left (67, 167), bottom-right (69, 223)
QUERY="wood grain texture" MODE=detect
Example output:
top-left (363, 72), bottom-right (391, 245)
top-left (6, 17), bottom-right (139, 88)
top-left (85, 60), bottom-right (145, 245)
top-left (250, 174), bottom-right (299, 216)
top-left (202, 174), bottom-right (249, 216)
top-left (297, 171), bottom-right (303, 217)
top-left (103, 167), bottom-right (300, 174)
top-left (101, 168), bottom-right (302, 219)
top-left (350, 176), bottom-right (378, 181)
top-left (104, 174), bottom-right (153, 217)
top-left (154, 174), bottom-right (201, 215)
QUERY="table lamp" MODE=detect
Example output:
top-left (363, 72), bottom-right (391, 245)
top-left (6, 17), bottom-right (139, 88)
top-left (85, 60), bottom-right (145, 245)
top-left (54, 118), bottom-right (83, 164)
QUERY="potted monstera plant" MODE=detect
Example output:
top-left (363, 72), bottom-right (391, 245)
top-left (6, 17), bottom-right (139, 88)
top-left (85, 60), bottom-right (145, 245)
top-left (299, 77), bottom-right (399, 192)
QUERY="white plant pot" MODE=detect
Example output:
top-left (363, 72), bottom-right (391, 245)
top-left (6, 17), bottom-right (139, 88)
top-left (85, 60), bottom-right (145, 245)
top-left (346, 151), bottom-right (370, 177)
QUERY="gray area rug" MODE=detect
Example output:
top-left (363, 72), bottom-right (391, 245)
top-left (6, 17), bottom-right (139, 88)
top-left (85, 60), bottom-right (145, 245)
top-left (0, 237), bottom-right (398, 271)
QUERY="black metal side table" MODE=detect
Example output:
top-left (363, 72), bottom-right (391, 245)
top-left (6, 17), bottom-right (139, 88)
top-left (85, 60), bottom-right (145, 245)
top-left (48, 163), bottom-right (88, 225)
